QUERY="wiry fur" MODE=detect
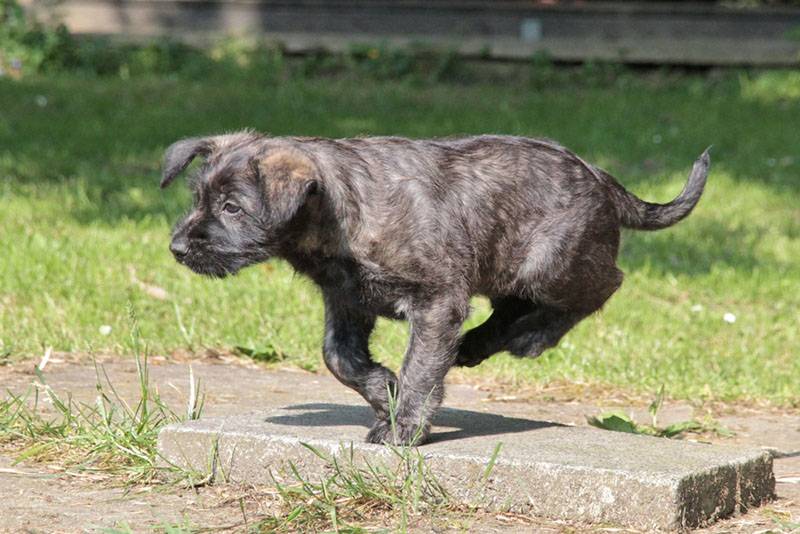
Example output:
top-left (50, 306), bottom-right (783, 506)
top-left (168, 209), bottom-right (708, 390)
top-left (162, 131), bottom-right (710, 445)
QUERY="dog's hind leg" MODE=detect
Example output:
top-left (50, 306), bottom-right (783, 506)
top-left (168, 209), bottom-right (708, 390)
top-left (502, 304), bottom-right (588, 358)
top-left (322, 289), bottom-right (398, 420)
top-left (455, 296), bottom-right (536, 367)
top-left (457, 264), bottom-right (623, 365)
top-left (501, 264), bottom-right (625, 359)
top-left (458, 302), bottom-right (590, 365)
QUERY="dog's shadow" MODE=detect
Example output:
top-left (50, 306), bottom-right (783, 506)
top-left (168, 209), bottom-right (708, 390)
top-left (265, 403), bottom-right (561, 444)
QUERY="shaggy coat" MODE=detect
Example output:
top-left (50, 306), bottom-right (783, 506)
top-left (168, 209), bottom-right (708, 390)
top-left (162, 132), bottom-right (710, 445)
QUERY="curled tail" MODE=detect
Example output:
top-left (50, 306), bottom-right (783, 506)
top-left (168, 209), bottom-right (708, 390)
top-left (604, 149), bottom-right (711, 231)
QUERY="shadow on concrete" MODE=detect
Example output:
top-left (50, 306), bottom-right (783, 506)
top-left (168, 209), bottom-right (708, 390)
top-left (265, 402), bottom-right (562, 443)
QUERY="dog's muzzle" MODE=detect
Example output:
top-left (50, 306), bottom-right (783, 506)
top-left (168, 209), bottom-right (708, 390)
top-left (170, 236), bottom-right (190, 262)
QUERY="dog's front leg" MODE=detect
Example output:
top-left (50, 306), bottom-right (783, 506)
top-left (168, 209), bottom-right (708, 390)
top-left (322, 289), bottom-right (398, 420)
top-left (366, 296), bottom-right (467, 446)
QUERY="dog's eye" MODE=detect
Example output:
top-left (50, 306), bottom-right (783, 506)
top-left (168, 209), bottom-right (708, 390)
top-left (222, 202), bottom-right (241, 214)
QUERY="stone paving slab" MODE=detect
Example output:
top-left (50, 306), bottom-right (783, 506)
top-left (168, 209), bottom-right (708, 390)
top-left (159, 398), bottom-right (775, 531)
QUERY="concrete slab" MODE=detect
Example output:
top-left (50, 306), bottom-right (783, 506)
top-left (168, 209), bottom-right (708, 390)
top-left (159, 400), bottom-right (774, 531)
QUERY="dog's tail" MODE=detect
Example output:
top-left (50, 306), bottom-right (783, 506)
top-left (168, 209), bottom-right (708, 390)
top-left (601, 148), bottom-right (711, 231)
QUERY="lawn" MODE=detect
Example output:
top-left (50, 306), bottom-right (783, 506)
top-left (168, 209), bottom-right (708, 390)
top-left (1, 70), bottom-right (798, 405)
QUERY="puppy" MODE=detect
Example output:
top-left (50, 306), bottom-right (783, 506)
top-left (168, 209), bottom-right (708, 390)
top-left (161, 132), bottom-right (709, 445)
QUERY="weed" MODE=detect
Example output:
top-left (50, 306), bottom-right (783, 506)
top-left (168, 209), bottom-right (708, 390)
top-left (297, 50), bottom-right (346, 78)
top-left (233, 343), bottom-right (285, 364)
top-left (251, 386), bottom-right (492, 532)
top-left (587, 386), bottom-right (734, 439)
top-left (349, 43), bottom-right (415, 80)
top-left (764, 508), bottom-right (800, 532)
top-left (0, 0), bottom-right (71, 77)
top-left (528, 50), bottom-right (559, 88)
top-left (0, 309), bottom-right (205, 485)
top-left (254, 442), bottom-right (454, 532)
top-left (103, 520), bottom-right (196, 534)
top-left (740, 70), bottom-right (800, 101)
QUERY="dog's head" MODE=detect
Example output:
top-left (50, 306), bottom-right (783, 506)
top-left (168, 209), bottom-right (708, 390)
top-left (161, 132), bottom-right (319, 277)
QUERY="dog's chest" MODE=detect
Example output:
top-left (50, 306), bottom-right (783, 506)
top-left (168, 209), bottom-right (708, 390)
top-left (356, 267), bottom-right (416, 319)
top-left (287, 254), bottom-right (418, 320)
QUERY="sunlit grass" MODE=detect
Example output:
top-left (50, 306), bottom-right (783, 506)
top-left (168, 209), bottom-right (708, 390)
top-left (253, 385), bottom-right (491, 532)
top-left (0, 310), bottom-right (205, 485)
top-left (0, 70), bottom-right (798, 404)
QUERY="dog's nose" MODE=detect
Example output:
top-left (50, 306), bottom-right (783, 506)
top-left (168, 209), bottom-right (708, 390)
top-left (170, 238), bottom-right (189, 260)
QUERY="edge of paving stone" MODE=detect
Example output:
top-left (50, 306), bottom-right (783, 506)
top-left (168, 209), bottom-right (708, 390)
top-left (157, 419), bottom-right (770, 487)
top-left (157, 420), bottom-right (775, 531)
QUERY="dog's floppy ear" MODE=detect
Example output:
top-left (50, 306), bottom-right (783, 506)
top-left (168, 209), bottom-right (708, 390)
top-left (258, 149), bottom-right (319, 225)
top-left (160, 137), bottom-right (214, 188)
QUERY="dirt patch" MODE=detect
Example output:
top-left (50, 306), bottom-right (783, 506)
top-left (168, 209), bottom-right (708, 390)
top-left (0, 455), bottom-right (255, 532)
top-left (0, 453), bottom-right (584, 532)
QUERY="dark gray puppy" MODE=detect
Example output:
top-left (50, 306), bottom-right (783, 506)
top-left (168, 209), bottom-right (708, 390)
top-left (161, 131), bottom-right (709, 445)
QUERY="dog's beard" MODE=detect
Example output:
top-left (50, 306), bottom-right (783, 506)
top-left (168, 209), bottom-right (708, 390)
top-left (178, 246), bottom-right (270, 278)
top-left (186, 259), bottom-right (238, 278)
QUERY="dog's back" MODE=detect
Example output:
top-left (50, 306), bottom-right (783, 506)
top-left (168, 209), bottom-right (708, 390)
top-left (299, 135), bottom-right (632, 299)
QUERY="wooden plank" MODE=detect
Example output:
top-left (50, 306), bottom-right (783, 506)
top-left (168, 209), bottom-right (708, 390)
top-left (23, 0), bottom-right (800, 66)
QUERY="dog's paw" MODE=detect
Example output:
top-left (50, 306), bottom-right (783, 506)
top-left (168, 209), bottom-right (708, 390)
top-left (454, 351), bottom-right (484, 368)
top-left (365, 419), bottom-right (429, 446)
top-left (454, 337), bottom-right (490, 368)
top-left (365, 419), bottom-right (392, 444)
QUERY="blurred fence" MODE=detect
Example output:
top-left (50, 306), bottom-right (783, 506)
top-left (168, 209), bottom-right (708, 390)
top-left (22, 0), bottom-right (800, 66)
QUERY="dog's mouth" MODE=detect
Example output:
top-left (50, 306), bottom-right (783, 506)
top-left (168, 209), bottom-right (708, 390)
top-left (173, 246), bottom-right (265, 279)
top-left (186, 256), bottom-right (244, 278)
top-left (192, 263), bottom-right (237, 279)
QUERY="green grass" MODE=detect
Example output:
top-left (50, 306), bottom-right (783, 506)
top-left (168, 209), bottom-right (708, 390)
top-left (256, 384), bottom-right (492, 531)
top-left (1, 69), bottom-right (798, 405)
top-left (257, 441), bottom-right (458, 532)
top-left (0, 310), bottom-right (204, 485)
top-left (103, 521), bottom-right (197, 534)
